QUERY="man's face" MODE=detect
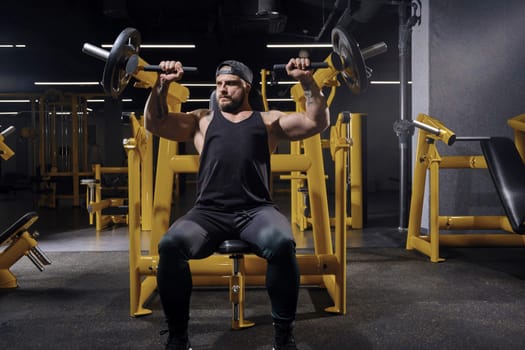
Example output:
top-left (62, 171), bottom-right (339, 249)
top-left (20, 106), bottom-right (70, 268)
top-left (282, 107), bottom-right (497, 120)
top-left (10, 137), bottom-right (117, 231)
top-left (215, 73), bottom-right (250, 113)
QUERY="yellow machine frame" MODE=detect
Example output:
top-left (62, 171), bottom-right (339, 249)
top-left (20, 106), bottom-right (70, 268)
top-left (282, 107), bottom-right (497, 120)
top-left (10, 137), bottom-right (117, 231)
top-left (82, 164), bottom-right (128, 231)
top-left (406, 113), bottom-right (525, 262)
top-left (81, 116), bottom-right (154, 232)
top-left (260, 65), bottom-right (364, 232)
top-left (37, 91), bottom-right (102, 207)
top-left (124, 55), bottom-right (352, 318)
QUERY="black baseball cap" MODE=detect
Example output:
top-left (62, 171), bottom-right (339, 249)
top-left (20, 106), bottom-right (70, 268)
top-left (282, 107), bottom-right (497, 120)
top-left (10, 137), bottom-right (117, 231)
top-left (216, 60), bottom-right (253, 84)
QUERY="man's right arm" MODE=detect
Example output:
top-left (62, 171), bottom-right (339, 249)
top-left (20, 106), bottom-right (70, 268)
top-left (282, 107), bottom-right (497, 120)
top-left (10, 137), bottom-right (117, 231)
top-left (144, 60), bottom-right (203, 142)
top-left (144, 84), bottom-right (199, 142)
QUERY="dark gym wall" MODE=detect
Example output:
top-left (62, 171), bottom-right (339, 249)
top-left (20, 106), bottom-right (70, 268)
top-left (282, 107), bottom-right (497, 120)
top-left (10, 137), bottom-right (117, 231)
top-left (413, 0), bottom-right (525, 223)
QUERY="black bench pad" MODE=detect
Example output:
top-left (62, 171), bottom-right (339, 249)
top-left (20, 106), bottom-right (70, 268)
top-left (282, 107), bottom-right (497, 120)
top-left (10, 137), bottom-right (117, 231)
top-left (0, 211), bottom-right (38, 244)
top-left (480, 137), bottom-right (525, 233)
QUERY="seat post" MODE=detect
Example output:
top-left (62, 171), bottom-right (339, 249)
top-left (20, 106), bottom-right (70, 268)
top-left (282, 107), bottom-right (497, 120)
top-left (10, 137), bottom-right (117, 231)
top-left (218, 240), bottom-right (255, 330)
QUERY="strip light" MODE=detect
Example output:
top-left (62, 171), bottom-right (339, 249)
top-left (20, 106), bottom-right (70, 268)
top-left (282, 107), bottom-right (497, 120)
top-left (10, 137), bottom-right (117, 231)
top-left (34, 82), bottom-right (100, 86)
top-left (370, 81), bottom-right (413, 84)
top-left (186, 80), bottom-right (412, 87)
top-left (264, 81), bottom-right (413, 85)
top-left (183, 83), bottom-right (216, 87)
top-left (0, 44), bottom-right (26, 48)
top-left (101, 44), bottom-right (195, 49)
top-left (0, 99), bottom-right (31, 103)
top-left (86, 99), bottom-right (133, 103)
top-left (49, 111), bottom-right (93, 115)
top-left (185, 98), bottom-right (295, 103)
top-left (266, 43), bottom-right (332, 48)
top-left (262, 81), bottom-right (297, 85)
top-left (187, 99), bottom-right (211, 102)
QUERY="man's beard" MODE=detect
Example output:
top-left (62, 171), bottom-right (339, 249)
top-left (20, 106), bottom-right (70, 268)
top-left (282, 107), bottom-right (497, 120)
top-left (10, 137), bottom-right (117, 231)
top-left (218, 95), bottom-right (243, 113)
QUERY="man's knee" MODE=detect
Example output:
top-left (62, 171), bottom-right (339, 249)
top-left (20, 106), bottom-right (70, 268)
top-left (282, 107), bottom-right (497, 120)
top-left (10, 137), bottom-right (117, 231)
top-left (260, 230), bottom-right (296, 262)
top-left (158, 229), bottom-right (189, 259)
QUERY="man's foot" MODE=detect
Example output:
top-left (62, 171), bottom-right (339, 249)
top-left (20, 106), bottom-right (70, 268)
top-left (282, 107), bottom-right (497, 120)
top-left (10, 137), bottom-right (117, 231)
top-left (272, 322), bottom-right (298, 350)
top-left (161, 330), bottom-right (192, 350)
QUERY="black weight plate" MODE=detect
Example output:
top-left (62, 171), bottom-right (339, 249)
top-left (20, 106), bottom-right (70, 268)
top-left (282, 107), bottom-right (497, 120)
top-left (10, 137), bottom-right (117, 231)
top-left (102, 28), bottom-right (141, 98)
top-left (331, 26), bottom-right (368, 94)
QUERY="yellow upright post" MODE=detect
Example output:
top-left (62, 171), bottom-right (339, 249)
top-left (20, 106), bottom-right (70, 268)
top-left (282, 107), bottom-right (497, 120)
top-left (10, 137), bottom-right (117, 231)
top-left (331, 114), bottom-right (349, 315)
top-left (350, 113), bottom-right (364, 228)
top-left (126, 82), bottom-right (189, 316)
top-left (406, 128), bottom-right (430, 251)
top-left (138, 116), bottom-right (153, 232)
top-left (124, 136), bottom-right (150, 316)
top-left (71, 96), bottom-right (81, 206)
top-left (290, 79), bottom-right (342, 312)
top-left (428, 144), bottom-right (444, 262)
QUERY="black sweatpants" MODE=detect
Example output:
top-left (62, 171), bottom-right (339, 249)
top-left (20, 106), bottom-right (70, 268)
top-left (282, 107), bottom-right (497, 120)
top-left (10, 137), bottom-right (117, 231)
top-left (156, 205), bottom-right (300, 330)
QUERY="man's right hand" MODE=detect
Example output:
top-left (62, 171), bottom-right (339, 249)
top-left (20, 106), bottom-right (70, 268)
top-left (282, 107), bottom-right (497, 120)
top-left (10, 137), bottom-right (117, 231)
top-left (157, 60), bottom-right (184, 91)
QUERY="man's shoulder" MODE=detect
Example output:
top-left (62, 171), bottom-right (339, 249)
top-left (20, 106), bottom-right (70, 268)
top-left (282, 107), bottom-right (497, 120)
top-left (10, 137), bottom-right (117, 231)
top-left (260, 110), bottom-right (287, 122)
top-left (189, 108), bottom-right (213, 119)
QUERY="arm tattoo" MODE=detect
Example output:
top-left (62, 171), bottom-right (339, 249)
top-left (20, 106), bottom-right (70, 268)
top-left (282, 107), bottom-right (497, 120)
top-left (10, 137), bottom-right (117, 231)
top-left (301, 80), bottom-right (318, 106)
top-left (303, 89), bottom-right (314, 105)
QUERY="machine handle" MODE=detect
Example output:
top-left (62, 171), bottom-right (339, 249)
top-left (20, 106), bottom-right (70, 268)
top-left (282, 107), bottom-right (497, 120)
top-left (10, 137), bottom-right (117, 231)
top-left (272, 62), bottom-right (329, 71)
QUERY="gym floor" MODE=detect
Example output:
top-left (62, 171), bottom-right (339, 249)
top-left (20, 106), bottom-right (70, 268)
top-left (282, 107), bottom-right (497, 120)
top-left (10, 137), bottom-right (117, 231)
top-left (1, 187), bottom-right (404, 254)
top-left (2, 189), bottom-right (525, 349)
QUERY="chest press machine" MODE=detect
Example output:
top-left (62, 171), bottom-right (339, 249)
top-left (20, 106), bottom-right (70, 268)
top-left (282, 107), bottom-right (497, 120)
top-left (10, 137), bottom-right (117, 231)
top-left (406, 114), bottom-right (525, 263)
top-left (83, 26), bottom-right (387, 324)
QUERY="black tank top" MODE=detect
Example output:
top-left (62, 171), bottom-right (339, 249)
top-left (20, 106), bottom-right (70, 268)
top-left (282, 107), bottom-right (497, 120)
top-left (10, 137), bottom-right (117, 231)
top-left (195, 110), bottom-right (273, 210)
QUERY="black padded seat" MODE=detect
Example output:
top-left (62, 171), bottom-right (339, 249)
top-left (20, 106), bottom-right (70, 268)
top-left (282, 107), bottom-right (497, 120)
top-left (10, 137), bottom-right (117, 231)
top-left (217, 239), bottom-right (253, 255)
top-left (0, 211), bottom-right (38, 244)
top-left (480, 137), bottom-right (525, 233)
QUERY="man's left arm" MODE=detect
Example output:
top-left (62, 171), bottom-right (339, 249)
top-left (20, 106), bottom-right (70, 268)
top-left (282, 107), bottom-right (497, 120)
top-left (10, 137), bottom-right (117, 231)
top-left (272, 58), bottom-right (330, 140)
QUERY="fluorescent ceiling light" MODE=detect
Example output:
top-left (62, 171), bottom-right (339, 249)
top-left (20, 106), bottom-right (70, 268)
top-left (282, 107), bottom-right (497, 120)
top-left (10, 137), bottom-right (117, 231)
top-left (34, 82), bottom-right (100, 86)
top-left (86, 99), bottom-right (133, 103)
top-left (50, 111), bottom-right (90, 115)
top-left (263, 80), bottom-right (414, 85)
top-left (187, 99), bottom-right (211, 102)
top-left (267, 43), bottom-right (332, 48)
top-left (186, 98), bottom-right (293, 103)
top-left (0, 112), bottom-right (20, 115)
top-left (102, 44), bottom-right (195, 49)
top-left (262, 81), bottom-right (297, 85)
top-left (141, 44), bottom-right (195, 49)
top-left (183, 83), bottom-right (216, 87)
top-left (0, 99), bottom-right (31, 103)
top-left (267, 98), bottom-right (293, 102)
top-left (370, 81), bottom-right (413, 84)
top-left (0, 44), bottom-right (26, 48)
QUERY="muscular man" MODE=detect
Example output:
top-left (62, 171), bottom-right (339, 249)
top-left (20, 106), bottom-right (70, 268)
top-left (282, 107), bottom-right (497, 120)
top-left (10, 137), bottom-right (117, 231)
top-left (145, 58), bottom-right (329, 350)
